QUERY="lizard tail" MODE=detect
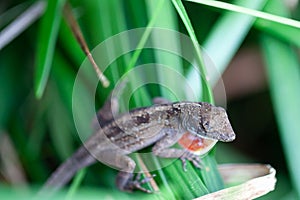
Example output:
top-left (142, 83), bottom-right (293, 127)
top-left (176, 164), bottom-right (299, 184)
top-left (37, 146), bottom-right (96, 197)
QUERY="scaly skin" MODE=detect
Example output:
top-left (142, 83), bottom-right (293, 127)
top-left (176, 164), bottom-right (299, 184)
top-left (39, 97), bottom-right (235, 195)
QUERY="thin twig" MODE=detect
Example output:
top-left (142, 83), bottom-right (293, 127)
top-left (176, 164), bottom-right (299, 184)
top-left (136, 154), bottom-right (160, 192)
top-left (63, 3), bottom-right (110, 88)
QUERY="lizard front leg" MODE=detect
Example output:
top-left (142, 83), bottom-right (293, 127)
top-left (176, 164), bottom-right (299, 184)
top-left (92, 149), bottom-right (152, 193)
top-left (152, 129), bottom-right (203, 171)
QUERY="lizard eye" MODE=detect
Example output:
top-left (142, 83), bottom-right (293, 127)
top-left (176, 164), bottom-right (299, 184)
top-left (199, 122), bottom-right (206, 132)
top-left (203, 121), bottom-right (210, 129)
top-left (199, 118), bottom-right (209, 132)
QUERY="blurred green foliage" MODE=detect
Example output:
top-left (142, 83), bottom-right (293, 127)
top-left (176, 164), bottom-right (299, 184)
top-left (0, 0), bottom-right (299, 199)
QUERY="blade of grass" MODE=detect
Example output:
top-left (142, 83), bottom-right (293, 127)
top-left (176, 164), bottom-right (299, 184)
top-left (186, 0), bottom-right (300, 50)
top-left (164, 160), bottom-right (210, 198)
top-left (126, 0), bottom-right (164, 72)
top-left (34, 0), bottom-right (66, 99)
top-left (151, 156), bottom-right (177, 199)
top-left (46, 84), bottom-right (74, 160)
top-left (261, 2), bottom-right (300, 199)
top-left (107, 0), bottom-right (131, 84)
top-left (198, 151), bottom-right (224, 192)
top-left (261, 35), bottom-right (300, 199)
top-left (254, 1), bottom-right (300, 47)
top-left (190, 0), bottom-right (268, 86)
top-left (186, 0), bottom-right (300, 29)
top-left (0, 50), bottom-right (24, 128)
top-left (123, 0), bottom-right (165, 107)
top-left (0, 2), bottom-right (29, 29)
top-left (0, 133), bottom-right (27, 185)
top-left (0, 1), bottom-right (45, 50)
top-left (172, 0), bottom-right (214, 103)
top-left (126, 5), bottom-right (163, 71)
top-left (65, 168), bottom-right (87, 200)
top-left (51, 51), bottom-right (76, 115)
top-left (10, 111), bottom-right (48, 181)
top-left (146, 0), bottom-right (186, 101)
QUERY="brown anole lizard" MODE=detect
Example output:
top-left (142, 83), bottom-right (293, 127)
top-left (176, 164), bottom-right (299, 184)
top-left (39, 96), bottom-right (235, 195)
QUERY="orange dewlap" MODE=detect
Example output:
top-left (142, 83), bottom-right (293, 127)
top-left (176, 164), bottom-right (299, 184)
top-left (178, 132), bottom-right (217, 155)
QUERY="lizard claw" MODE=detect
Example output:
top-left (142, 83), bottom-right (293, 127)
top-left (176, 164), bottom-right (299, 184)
top-left (126, 173), bottom-right (156, 193)
top-left (180, 151), bottom-right (203, 171)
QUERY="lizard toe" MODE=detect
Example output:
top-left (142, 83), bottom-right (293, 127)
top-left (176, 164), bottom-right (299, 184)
top-left (180, 151), bottom-right (204, 170)
top-left (126, 173), bottom-right (155, 193)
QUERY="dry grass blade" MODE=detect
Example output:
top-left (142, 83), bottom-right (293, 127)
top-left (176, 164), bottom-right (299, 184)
top-left (63, 3), bottom-right (110, 88)
top-left (136, 154), bottom-right (159, 192)
top-left (0, 133), bottom-right (27, 185)
top-left (196, 164), bottom-right (276, 199)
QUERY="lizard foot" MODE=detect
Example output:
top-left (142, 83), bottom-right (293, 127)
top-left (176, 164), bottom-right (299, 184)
top-left (122, 172), bottom-right (156, 193)
top-left (180, 151), bottom-right (203, 171)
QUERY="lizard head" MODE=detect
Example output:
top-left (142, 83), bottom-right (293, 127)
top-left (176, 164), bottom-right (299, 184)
top-left (179, 102), bottom-right (236, 142)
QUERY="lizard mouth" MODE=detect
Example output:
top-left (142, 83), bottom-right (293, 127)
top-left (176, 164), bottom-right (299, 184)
top-left (206, 132), bottom-right (236, 142)
top-left (188, 128), bottom-right (235, 142)
top-left (187, 128), bottom-right (219, 141)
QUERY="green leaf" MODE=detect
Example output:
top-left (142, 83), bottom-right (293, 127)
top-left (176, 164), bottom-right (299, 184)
top-left (122, 0), bottom-right (166, 106)
top-left (126, 0), bottom-right (165, 73)
top-left (186, 0), bottom-right (300, 28)
top-left (261, 2), bottom-right (300, 199)
top-left (146, 0), bottom-right (185, 101)
top-left (255, 1), bottom-right (300, 47)
top-left (34, 0), bottom-right (66, 99)
top-left (262, 35), bottom-right (300, 199)
top-left (201, 0), bottom-right (267, 84)
top-left (172, 0), bottom-right (214, 103)
top-left (65, 169), bottom-right (87, 200)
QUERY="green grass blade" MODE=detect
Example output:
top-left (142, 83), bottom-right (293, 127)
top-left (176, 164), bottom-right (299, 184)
top-left (198, 151), bottom-right (224, 192)
top-left (261, 2), bottom-right (300, 199)
top-left (200, 0), bottom-right (267, 84)
top-left (126, 0), bottom-right (164, 72)
top-left (151, 156), bottom-right (177, 199)
top-left (163, 162), bottom-right (209, 198)
top-left (146, 0), bottom-right (185, 100)
top-left (172, 0), bottom-right (213, 103)
top-left (254, 1), bottom-right (300, 47)
top-left (65, 169), bottom-right (87, 200)
top-left (34, 0), bottom-right (66, 99)
top-left (186, 0), bottom-right (300, 28)
top-left (184, 0), bottom-right (267, 100)
top-left (261, 35), bottom-right (300, 199)
top-left (46, 85), bottom-right (74, 160)
top-left (122, 0), bottom-right (165, 107)
top-left (187, 0), bottom-right (300, 48)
